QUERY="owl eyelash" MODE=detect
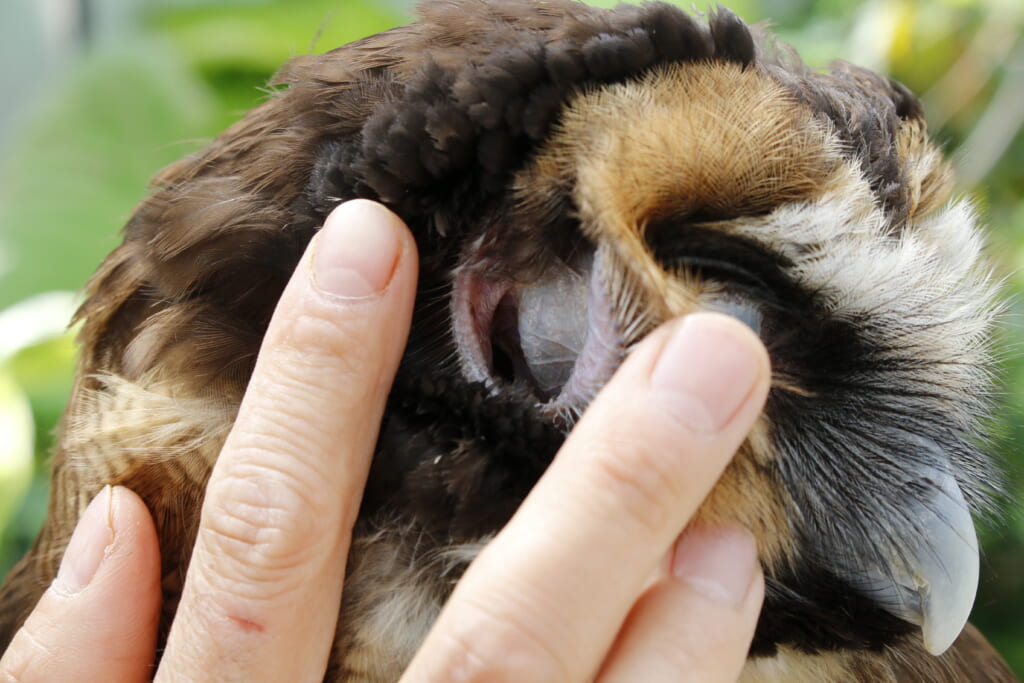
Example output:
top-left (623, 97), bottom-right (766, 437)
top-left (667, 254), bottom-right (771, 291)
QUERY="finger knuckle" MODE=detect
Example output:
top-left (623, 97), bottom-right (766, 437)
top-left (657, 589), bottom-right (755, 682)
top-left (582, 412), bottom-right (687, 537)
top-left (275, 308), bottom-right (367, 369)
top-left (251, 359), bottom-right (358, 430)
top-left (648, 632), bottom-right (705, 677)
top-left (0, 621), bottom-right (53, 683)
top-left (670, 629), bottom-right (743, 682)
top-left (200, 459), bottom-right (335, 594)
top-left (430, 594), bottom-right (572, 683)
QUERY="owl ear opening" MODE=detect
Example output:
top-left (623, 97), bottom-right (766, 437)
top-left (845, 462), bottom-right (979, 656)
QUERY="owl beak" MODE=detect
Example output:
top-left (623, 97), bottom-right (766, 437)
top-left (847, 466), bottom-right (979, 656)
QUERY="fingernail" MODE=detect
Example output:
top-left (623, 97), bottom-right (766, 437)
top-left (312, 200), bottom-right (403, 298)
top-left (55, 485), bottom-right (114, 595)
top-left (672, 525), bottom-right (758, 608)
top-left (650, 313), bottom-right (763, 433)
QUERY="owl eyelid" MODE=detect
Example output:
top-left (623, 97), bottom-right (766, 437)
top-left (669, 255), bottom-right (770, 290)
top-left (644, 222), bottom-right (788, 289)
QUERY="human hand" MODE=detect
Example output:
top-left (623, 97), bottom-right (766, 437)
top-left (400, 302), bottom-right (770, 681)
top-left (0, 199), bottom-right (769, 682)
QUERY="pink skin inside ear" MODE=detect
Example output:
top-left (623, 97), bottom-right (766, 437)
top-left (450, 248), bottom-right (623, 427)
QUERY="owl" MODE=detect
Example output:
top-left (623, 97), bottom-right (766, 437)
top-left (0, 1), bottom-right (1016, 680)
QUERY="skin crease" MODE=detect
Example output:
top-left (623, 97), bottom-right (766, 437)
top-left (0, 200), bottom-right (770, 683)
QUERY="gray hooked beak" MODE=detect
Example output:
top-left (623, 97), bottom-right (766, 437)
top-left (849, 466), bottom-right (979, 655)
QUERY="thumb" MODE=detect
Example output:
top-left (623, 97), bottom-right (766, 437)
top-left (0, 485), bottom-right (162, 682)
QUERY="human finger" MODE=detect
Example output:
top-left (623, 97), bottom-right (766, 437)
top-left (402, 312), bottom-right (770, 681)
top-left (0, 486), bottom-right (162, 683)
top-left (159, 200), bottom-right (417, 682)
top-left (599, 524), bottom-right (764, 682)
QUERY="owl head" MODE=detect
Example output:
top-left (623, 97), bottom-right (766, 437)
top-left (289, 1), bottom-right (1000, 661)
top-left (5, 1), bottom-right (1005, 678)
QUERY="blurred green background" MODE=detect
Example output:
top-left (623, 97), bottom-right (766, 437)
top-left (1, 0), bottom-right (1021, 672)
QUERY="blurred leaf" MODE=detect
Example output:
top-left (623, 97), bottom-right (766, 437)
top-left (9, 329), bottom-right (78, 444)
top-left (0, 369), bottom-right (32, 544)
top-left (0, 293), bottom-right (79, 576)
top-left (0, 291), bottom-right (80, 361)
top-left (145, 0), bottom-right (407, 136)
top-left (149, 0), bottom-right (408, 72)
top-left (0, 38), bottom-right (217, 311)
top-left (3, 331), bottom-right (78, 572)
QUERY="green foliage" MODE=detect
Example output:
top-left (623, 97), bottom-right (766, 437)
top-left (0, 0), bottom-right (405, 577)
top-left (0, 0), bottom-right (1020, 672)
top-left (0, 372), bottom-right (33, 546)
top-left (146, 0), bottom-right (412, 131)
top-left (0, 40), bottom-right (216, 312)
top-left (0, 291), bottom-right (79, 573)
top-left (0, 331), bottom-right (77, 572)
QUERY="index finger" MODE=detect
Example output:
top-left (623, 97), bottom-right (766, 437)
top-left (402, 313), bottom-right (770, 681)
top-left (158, 200), bottom-right (418, 682)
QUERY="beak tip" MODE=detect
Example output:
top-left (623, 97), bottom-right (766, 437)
top-left (843, 465), bottom-right (980, 659)
top-left (918, 472), bottom-right (981, 657)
